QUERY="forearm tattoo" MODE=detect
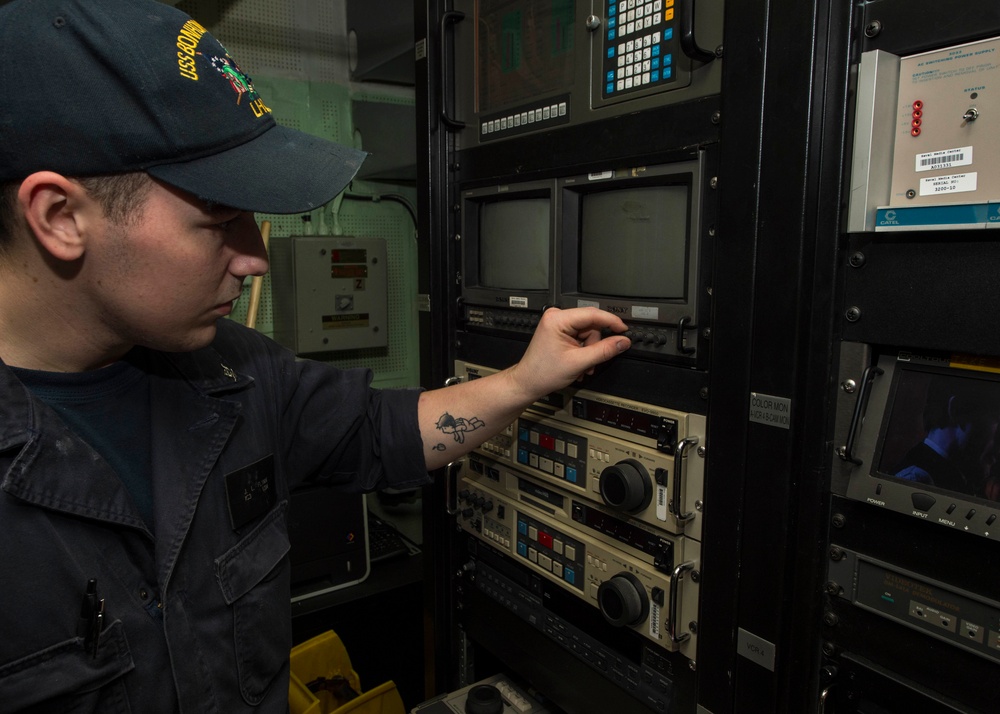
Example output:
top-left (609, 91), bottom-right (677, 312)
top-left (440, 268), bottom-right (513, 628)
top-left (435, 412), bottom-right (486, 444)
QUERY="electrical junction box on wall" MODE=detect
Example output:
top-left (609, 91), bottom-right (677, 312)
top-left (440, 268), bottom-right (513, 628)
top-left (270, 235), bottom-right (389, 354)
top-left (849, 35), bottom-right (1000, 231)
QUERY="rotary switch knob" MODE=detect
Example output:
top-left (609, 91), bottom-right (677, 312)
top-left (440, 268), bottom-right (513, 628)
top-left (598, 572), bottom-right (650, 627)
top-left (599, 458), bottom-right (653, 513)
top-left (465, 684), bottom-right (504, 714)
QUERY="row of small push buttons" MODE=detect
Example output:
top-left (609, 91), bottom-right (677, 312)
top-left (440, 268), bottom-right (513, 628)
top-left (521, 428), bottom-right (581, 458)
top-left (493, 680), bottom-right (535, 714)
top-left (607, 0), bottom-right (673, 41)
top-left (608, 48), bottom-right (672, 93)
top-left (481, 102), bottom-right (567, 135)
top-left (544, 615), bottom-right (654, 701)
top-left (908, 490), bottom-right (998, 526)
top-left (518, 426), bottom-right (585, 483)
top-left (483, 525), bottom-right (511, 550)
top-left (518, 450), bottom-right (582, 484)
top-left (517, 520), bottom-right (579, 586)
top-left (480, 440), bottom-right (511, 459)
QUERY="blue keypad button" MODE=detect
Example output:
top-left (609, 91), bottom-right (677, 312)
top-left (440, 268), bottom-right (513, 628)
top-left (607, 47), bottom-right (615, 58)
top-left (608, 29), bottom-right (615, 40)
top-left (608, 17), bottom-right (616, 28)
top-left (518, 427), bottom-right (529, 441)
top-left (518, 448), bottom-right (529, 465)
top-left (608, 3), bottom-right (616, 15)
top-left (652, 57), bottom-right (660, 69)
top-left (517, 542), bottom-right (528, 557)
top-left (664, 27), bottom-right (673, 40)
top-left (607, 70), bottom-right (614, 81)
top-left (518, 520), bottom-right (528, 536)
top-left (664, 53), bottom-right (672, 66)
top-left (652, 45), bottom-right (660, 57)
top-left (664, 66), bottom-right (672, 79)
top-left (651, 70), bottom-right (659, 82)
top-left (564, 567), bottom-right (576, 585)
top-left (566, 467), bottom-right (578, 484)
top-left (606, 83), bottom-right (614, 94)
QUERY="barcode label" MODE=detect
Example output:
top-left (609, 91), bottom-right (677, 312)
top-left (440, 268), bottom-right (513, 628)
top-left (915, 145), bottom-right (973, 172)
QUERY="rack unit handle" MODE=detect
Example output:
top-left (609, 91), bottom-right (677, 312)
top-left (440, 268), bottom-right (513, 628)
top-left (838, 365), bottom-right (883, 466)
top-left (439, 11), bottom-right (466, 131)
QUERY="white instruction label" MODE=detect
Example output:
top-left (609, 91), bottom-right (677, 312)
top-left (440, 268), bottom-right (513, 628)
top-left (915, 146), bottom-right (973, 173)
top-left (919, 172), bottom-right (978, 196)
top-left (509, 296), bottom-right (529, 308)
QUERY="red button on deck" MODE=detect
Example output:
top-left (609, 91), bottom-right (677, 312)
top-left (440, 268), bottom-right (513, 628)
top-left (539, 531), bottom-right (554, 549)
top-left (540, 434), bottom-right (556, 451)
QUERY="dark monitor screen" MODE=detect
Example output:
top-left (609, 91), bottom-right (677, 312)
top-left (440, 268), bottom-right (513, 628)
top-left (476, 0), bottom-right (576, 114)
top-left (873, 365), bottom-right (1000, 503)
top-left (480, 197), bottom-right (550, 290)
top-left (579, 185), bottom-right (688, 300)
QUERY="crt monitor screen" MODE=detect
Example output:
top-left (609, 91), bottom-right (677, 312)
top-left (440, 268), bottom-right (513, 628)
top-left (873, 365), bottom-right (1000, 503)
top-left (578, 185), bottom-right (688, 300)
top-left (479, 197), bottom-right (550, 290)
top-left (476, 0), bottom-right (576, 114)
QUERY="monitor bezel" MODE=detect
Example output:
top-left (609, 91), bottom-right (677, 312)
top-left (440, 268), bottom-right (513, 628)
top-left (842, 352), bottom-right (1000, 543)
top-left (460, 179), bottom-right (558, 314)
top-left (556, 158), bottom-right (703, 330)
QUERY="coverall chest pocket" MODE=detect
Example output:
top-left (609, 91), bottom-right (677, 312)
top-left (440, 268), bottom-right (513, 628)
top-left (0, 620), bottom-right (134, 713)
top-left (215, 501), bottom-right (291, 706)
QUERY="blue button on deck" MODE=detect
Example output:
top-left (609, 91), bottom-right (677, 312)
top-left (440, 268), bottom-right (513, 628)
top-left (518, 448), bottom-right (529, 465)
top-left (566, 467), bottom-right (578, 484)
top-left (651, 70), bottom-right (659, 82)
top-left (518, 520), bottom-right (528, 536)
top-left (606, 83), bottom-right (614, 94)
top-left (517, 542), bottom-right (528, 557)
top-left (607, 47), bottom-right (615, 58)
top-left (664, 66), bottom-right (672, 79)
top-left (609, 17), bottom-right (616, 28)
top-left (664, 27), bottom-right (673, 40)
top-left (652, 45), bottom-right (660, 56)
top-left (664, 53), bottom-right (672, 65)
top-left (608, 29), bottom-right (615, 40)
top-left (564, 568), bottom-right (576, 585)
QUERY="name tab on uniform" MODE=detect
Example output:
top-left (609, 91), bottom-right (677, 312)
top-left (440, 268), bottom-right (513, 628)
top-left (225, 455), bottom-right (277, 530)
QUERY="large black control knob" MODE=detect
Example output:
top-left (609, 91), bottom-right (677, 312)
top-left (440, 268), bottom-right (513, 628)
top-left (598, 572), bottom-right (650, 628)
top-left (465, 684), bottom-right (504, 714)
top-left (599, 458), bottom-right (653, 513)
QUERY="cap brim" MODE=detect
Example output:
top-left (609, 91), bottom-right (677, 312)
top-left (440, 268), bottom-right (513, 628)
top-left (147, 125), bottom-right (367, 214)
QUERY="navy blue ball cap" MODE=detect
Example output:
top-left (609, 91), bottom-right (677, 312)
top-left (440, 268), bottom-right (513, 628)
top-left (0, 0), bottom-right (367, 214)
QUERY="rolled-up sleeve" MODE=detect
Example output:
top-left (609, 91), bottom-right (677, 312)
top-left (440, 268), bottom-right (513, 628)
top-left (212, 320), bottom-right (429, 494)
top-left (274, 344), bottom-right (428, 493)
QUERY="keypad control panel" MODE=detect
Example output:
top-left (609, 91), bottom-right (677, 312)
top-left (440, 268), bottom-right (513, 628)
top-left (603, 0), bottom-right (678, 99)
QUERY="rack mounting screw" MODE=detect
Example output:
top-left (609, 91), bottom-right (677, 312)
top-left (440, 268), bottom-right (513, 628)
top-left (864, 20), bottom-right (882, 38)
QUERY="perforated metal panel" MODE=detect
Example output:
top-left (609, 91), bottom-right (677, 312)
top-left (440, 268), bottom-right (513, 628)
top-left (176, 0), bottom-right (419, 388)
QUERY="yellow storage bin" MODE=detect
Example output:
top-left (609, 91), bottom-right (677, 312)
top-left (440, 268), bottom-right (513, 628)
top-left (289, 630), bottom-right (405, 714)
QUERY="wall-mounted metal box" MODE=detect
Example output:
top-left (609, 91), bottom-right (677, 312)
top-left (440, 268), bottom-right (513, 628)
top-left (270, 235), bottom-right (388, 354)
